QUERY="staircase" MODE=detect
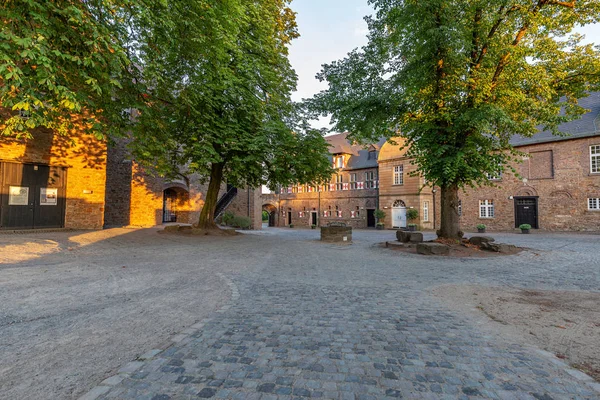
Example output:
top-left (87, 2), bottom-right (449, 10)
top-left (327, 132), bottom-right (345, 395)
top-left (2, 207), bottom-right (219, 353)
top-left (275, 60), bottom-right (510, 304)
top-left (214, 186), bottom-right (238, 220)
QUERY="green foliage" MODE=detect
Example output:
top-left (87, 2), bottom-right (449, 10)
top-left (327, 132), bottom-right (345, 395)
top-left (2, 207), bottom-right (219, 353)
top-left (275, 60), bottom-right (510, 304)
top-left (374, 209), bottom-right (386, 221)
top-left (376, 222), bottom-right (385, 227)
top-left (477, 224), bottom-right (487, 230)
top-left (232, 215), bottom-right (251, 229)
top-left (406, 208), bottom-right (419, 221)
top-left (127, 0), bottom-right (333, 227)
top-left (262, 211), bottom-right (269, 221)
top-left (519, 223), bottom-right (532, 230)
top-left (222, 211), bottom-right (235, 226)
top-left (310, 0), bottom-right (600, 236)
top-left (0, 0), bottom-right (140, 138)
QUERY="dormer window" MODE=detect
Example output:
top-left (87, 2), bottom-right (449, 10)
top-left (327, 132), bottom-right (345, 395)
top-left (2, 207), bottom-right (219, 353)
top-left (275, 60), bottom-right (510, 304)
top-left (334, 156), bottom-right (344, 169)
top-left (368, 150), bottom-right (377, 160)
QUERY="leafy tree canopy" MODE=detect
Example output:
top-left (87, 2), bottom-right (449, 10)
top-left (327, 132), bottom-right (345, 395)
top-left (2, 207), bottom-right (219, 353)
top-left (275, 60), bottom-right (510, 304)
top-left (310, 0), bottom-right (600, 237)
top-left (0, 0), bottom-right (141, 138)
top-left (130, 0), bottom-right (333, 228)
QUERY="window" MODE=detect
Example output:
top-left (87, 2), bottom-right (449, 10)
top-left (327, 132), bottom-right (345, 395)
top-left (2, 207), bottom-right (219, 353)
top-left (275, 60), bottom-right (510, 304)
top-left (335, 174), bottom-right (344, 191)
top-left (334, 156), bottom-right (344, 169)
top-left (292, 186), bottom-right (298, 193)
top-left (335, 205), bottom-right (342, 218)
top-left (479, 200), bottom-right (494, 218)
top-left (591, 145), bottom-right (600, 173)
top-left (458, 200), bottom-right (462, 217)
top-left (393, 165), bottom-right (404, 185)
top-left (350, 173), bottom-right (357, 190)
top-left (485, 171), bottom-right (502, 180)
top-left (423, 201), bottom-right (429, 222)
top-left (368, 150), bottom-right (377, 160)
top-left (365, 171), bottom-right (377, 189)
top-left (589, 198), bottom-right (600, 210)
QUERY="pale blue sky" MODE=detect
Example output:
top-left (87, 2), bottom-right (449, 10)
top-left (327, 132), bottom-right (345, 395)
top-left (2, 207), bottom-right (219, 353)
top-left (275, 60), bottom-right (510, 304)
top-left (288, 0), bottom-right (600, 129)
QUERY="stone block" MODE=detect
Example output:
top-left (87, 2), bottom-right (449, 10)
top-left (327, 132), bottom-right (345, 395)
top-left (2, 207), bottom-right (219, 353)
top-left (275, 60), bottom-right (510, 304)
top-left (480, 242), bottom-right (517, 253)
top-left (396, 230), bottom-right (411, 243)
top-left (416, 242), bottom-right (450, 255)
top-left (409, 232), bottom-right (423, 243)
top-left (163, 225), bottom-right (180, 232)
top-left (468, 236), bottom-right (495, 246)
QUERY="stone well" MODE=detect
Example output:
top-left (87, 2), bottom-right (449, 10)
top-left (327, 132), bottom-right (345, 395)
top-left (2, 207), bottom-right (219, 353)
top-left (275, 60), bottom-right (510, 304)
top-left (320, 224), bottom-right (352, 243)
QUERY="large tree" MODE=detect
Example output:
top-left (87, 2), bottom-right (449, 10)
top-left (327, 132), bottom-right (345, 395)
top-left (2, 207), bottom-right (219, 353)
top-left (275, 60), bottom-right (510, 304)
top-left (130, 0), bottom-right (333, 229)
top-left (0, 0), bottom-right (142, 139)
top-left (311, 0), bottom-right (600, 238)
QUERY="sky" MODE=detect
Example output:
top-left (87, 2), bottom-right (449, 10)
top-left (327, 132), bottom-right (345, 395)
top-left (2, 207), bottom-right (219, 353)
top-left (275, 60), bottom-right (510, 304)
top-left (288, 0), bottom-right (600, 130)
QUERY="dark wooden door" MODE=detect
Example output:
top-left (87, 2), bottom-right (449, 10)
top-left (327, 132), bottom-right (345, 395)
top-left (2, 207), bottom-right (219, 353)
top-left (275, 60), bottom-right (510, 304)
top-left (268, 211), bottom-right (276, 227)
top-left (0, 163), bottom-right (66, 229)
top-left (287, 211), bottom-right (292, 225)
top-left (515, 197), bottom-right (538, 229)
top-left (367, 209), bottom-right (376, 227)
top-left (311, 212), bottom-right (317, 226)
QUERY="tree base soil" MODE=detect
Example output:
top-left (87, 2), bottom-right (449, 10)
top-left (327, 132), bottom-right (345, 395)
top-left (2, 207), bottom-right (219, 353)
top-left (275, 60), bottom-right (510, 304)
top-left (160, 225), bottom-right (239, 236)
top-left (433, 285), bottom-right (600, 381)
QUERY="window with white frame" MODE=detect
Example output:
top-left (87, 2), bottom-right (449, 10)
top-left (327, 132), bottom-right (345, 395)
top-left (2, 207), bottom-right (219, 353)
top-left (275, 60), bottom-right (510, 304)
top-left (423, 201), bottom-right (429, 222)
top-left (588, 198), bottom-right (600, 210)
top-left (334, 156), bottom-right (344, 169)
top-left (365, 171), bottom-right (377, 189)
top-left (393, 165), bottom-right (404, 185)
top-left (591, 145), bottom-right (600, 173)
top-left (350, 173), bottom-right (357, 190)
top-left (485, 171), bottom-right (503, 180)
top-left (479, 200), bottom-right (494, 218)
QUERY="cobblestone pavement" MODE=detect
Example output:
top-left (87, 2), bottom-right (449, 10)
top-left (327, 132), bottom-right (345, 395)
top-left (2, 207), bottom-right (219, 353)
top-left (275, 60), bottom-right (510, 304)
top-left (84, 228), bottom-right (600, 400)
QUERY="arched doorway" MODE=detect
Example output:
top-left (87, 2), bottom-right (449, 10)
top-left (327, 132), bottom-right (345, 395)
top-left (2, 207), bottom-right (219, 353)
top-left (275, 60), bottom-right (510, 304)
top-left (392, 200), bottom-right (407, 228)
top-left (262, 203), bottom-right (278, 227)
top-left (163, 187), bottom-right (190, 223)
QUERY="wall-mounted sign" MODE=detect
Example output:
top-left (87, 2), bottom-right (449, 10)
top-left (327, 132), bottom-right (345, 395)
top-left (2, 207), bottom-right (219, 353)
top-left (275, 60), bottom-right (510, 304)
top-left (9, 186), bottom-right (29, 205)
top-left (40, 188), bottom-right (58, 205)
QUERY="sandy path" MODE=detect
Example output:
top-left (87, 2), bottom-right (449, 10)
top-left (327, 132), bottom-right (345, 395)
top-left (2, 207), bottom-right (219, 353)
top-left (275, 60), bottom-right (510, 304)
top-left (432, 284), bottom-right (600, 381)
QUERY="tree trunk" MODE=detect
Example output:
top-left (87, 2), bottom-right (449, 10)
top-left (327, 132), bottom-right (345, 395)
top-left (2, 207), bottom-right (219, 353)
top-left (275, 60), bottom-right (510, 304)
top-left (438, 184), bottom-right (461, 239)
top-left (197, 162), bottom-right (224, 229)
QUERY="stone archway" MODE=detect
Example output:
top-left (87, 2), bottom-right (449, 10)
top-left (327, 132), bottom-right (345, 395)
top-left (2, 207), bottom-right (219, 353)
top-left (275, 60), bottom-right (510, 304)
top-left (262, 203), bottom-right (278, 227)
top-left (163, 186), bottom-right (190, 223)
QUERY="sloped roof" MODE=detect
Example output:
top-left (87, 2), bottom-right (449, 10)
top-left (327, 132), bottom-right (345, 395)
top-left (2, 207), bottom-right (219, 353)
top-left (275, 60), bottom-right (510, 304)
top-left (510, 92), bottom-right (600, 146)
top-left (325, 132), bottom-right (386, 170)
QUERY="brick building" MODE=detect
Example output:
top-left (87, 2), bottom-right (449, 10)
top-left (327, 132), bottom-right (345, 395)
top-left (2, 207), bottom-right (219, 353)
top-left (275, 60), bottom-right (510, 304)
top-left (265, 93), bottom-right (600, 232)
top-left (377, 93), bottom-right (600, 232)
top-left (0, 121), bottom-right (261, 230)
top-left (275, 133), bottom-right (383, 228)
top-left (456, 93), bottom-right (600, 232)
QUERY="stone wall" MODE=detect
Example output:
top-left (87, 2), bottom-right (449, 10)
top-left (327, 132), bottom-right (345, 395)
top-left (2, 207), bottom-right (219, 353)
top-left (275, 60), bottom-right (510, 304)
top-left (0, 124), bottom-right (107, 229)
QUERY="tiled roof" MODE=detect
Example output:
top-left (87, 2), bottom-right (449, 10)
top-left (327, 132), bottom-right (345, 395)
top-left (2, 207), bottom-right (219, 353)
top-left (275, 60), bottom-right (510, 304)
top-left (325, 132), bottom-right (386, 170)
top-left (510, 92), bottom-right (600, 146)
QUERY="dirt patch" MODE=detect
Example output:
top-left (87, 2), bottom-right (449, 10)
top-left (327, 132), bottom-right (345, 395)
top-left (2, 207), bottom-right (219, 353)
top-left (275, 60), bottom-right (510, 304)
top-left (433, 285), bottom-right (600, 381)
top-left (384, 240), bottom-right (522, 257)
top-left (160, 226), bottom-right (239, 236)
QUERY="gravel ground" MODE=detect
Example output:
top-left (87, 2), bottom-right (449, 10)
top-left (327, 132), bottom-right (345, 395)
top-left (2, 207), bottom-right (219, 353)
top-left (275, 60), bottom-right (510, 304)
top-left (2, 227), bottom-right (599, 400)
top-left (0, 228), bottom-right (254, 399)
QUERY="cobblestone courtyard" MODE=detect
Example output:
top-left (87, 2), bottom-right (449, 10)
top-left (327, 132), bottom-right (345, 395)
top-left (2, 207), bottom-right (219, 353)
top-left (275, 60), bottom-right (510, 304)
top-left (1, 228), bottom-right (599, 399)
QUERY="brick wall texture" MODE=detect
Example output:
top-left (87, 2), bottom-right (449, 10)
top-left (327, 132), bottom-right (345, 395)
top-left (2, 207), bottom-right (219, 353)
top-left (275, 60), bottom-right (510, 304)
top-left (0, 126), bottom-right (107, 229)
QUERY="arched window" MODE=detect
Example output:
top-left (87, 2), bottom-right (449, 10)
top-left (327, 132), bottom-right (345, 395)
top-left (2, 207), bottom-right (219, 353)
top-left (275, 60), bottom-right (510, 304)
top-left (393, 200), bottom-right (406, 208)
